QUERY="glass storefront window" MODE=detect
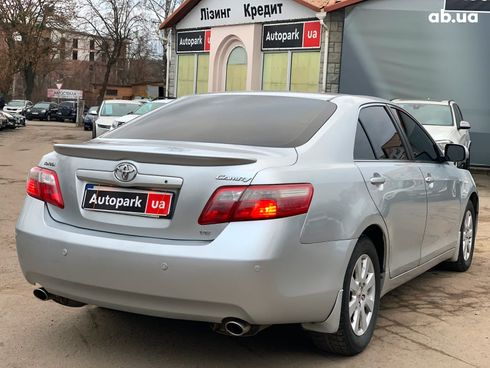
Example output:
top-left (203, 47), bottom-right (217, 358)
top-left (262, 53), bottom-right (288, 91)
top-left (196, 54), bottom-right (209, 94)
top-left (261, 51), bottom-right (321, 93)
top-left (226, 47), bottom-right (247, 92)
top-left (290, 52), bottom-right (321, 93)
top-left (177, 54), bottom-right (210, 97)
top-left (177, 54), bottom-right (195, 98)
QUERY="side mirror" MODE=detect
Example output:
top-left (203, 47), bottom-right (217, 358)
top-left (459, 120), bottom-right (471, 130)
top-left (445, 144), bottom-right (468, 163)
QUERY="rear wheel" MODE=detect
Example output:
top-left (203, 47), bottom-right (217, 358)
top-left (444, 201), bottom-right (476, 272)
top-left (310, 236), bottom-right (381, 355)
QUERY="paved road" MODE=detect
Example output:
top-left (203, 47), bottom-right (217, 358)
top-left (0, 122), bottom-right (489, 368)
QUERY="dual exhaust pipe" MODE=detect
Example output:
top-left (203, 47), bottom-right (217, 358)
top-left (34, 288), bottom-right (265, 337)
top-left (33, 287), bottom-right (86, 308)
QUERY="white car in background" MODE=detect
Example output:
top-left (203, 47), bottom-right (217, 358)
top-left (111, 99), bottom-right (173, 130)
top-left (394, 100), bottom-right (471, 167)
top-left (93, 100), bottom-right (143, 138)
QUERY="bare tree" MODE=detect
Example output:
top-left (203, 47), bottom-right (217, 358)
top-left (144, 0), bottom-right (182, 97)
top-left (78, 0), bottom-right (143, 104)
top-left (0, 0), bottom-right (73, 99)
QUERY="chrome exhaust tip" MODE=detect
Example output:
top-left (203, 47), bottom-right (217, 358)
top-left (32, 287), bottom-right (86, 308)
top-left (224, 319), bottom-right (251, 337)
top-left (33, 288), bottom-right (50, 301)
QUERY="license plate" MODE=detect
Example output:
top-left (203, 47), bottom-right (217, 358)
top-left (32, 112), bottom-right (38, 115)
top-left (82, 185), bottom-right (174, 218)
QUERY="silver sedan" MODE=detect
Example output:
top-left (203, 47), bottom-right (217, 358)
top-left (16, 93), bottom-right (478, 355)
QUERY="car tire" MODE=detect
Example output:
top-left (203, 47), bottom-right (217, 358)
top-left (309, 236), bottom-right (381, 356)
top-left (92, 125), bottom-right (97, 139)
top-left (444, 201), bottom-right (476, 272)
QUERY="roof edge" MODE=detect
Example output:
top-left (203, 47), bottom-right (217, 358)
top-left (160, 0), bottom-right (326, 30)
top-left (160, 0), bottom-right (366, 30)
top-left (324, 0), bottom-right (365, 12)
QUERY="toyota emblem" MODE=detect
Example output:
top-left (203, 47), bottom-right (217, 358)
top-left (114, 163), bottom-right (137, 182)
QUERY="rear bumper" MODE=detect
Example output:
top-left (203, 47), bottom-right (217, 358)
top-left (16, 197), bottom-right (355, 325)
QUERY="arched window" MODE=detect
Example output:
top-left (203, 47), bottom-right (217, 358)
top-left (226, 47), bottom-right (247, 92)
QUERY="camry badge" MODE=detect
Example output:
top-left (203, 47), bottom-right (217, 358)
top-left (114, 163), bottom-right (138, 182)
top-left (216, 175), bottom-right (252, 183)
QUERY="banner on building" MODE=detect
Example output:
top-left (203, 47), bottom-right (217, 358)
top-left (47, 89), bottom-right (83, 99)
top-left (177, 30), bottom-right (211, 53)
top-left (262, 21), bottom-right (321, 51)
top-left (445, 0), bottom-right (490, 12)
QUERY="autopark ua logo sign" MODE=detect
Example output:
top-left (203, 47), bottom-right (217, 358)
top-left (428, 0), bottom-right (489, 24)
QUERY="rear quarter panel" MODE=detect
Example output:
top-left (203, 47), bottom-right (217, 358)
top-left (252, 97), bottom-right (386, 244)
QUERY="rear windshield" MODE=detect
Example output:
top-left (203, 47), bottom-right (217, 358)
top-left (105, 95), bottom-right (337, 148)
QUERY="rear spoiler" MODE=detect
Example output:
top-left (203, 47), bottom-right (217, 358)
top-left (54, 143), bottom-right (257, 166)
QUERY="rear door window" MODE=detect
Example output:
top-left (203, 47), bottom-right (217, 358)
top-left (359, 106), bottom-right (408, 160)
top-left (354, 122), bottom-right (376, 160)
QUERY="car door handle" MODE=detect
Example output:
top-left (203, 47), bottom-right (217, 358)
top-left (425, 176), bottom-right (434, 184)
top-left (370, 175), bottom-right (386, 185)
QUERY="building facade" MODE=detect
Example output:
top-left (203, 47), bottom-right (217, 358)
top-left (161, 0), bottom-right (359, 98)
top-left (162, 0), bottom-right (490, 166)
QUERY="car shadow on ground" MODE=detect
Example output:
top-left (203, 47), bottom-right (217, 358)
top-left (24, 265), bottom-right (485, 366)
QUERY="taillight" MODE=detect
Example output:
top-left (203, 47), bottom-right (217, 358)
top-left (198, 184), bottom-right (313, 225)
top-left (26, 167), bottom-right (64, 209)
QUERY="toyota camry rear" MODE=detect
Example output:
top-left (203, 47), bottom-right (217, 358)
top-left (16, 93), bottom-right (477, 355)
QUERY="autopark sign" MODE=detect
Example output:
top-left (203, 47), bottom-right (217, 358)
top-left (445, 0), bottom-right (490, 12)
top-left (177, 30), bottom-right (211, 53)
top-left (262, 21), bottom-right (321, 51)
top-left (47, 88), bottom-right (83, 99)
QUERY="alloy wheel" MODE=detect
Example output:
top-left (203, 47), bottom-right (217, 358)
top-left (462, 211), bottom-right (474, 261)
top-left (349, 254), bottom-right (376, 336)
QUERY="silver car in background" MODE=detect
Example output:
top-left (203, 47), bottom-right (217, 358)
top-left (16, 93), bottom-right (478, 356)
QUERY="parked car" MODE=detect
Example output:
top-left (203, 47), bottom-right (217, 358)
top-left (26, 102), bottom-right (59, 121)
top-left (394, 100), bottom-right (471, 167)
top-left (93, 100), bottom-right (143, 138)
top-left (111, 99), bottom-right (173, 129)
top-left (83, 106), bottom-right (99, 131)
top-left (16, 93), bottom-right (478, 356)
top-left (2, 111), bottom-right (25, 128)
top-left (3, 100), bottom-right (32, 115)
top-left (0, 112), bottom-right (8, 130)
top-left (55, 101), bottom-right (77, 122)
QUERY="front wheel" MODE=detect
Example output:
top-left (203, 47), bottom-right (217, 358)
top-left (444, 201), bottom-right (476, 272)
top-left (309, 236), bottom-right (381, 355)
top-left (92, 125), bottom-right (97, 139)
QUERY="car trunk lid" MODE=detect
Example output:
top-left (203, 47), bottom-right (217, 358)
top-left (47, 139), bottom-right (297, 242)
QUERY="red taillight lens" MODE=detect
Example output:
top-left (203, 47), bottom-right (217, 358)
top-left (26, 167), bottom-right (64, 209)
top-left (198, 184), bottom-right (313, 225)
